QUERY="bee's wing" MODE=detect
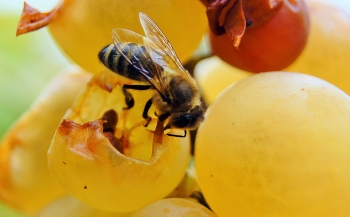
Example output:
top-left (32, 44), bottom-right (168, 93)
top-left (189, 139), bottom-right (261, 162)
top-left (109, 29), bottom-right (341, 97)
top-left (139, 12), bottom-right (188, 74)
top-left (112, 28), bottom-right (165, 93)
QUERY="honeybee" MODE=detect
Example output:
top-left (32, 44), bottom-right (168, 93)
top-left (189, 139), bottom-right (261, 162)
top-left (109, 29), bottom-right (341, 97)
top-left (98, 12), bottom-right (205, 137)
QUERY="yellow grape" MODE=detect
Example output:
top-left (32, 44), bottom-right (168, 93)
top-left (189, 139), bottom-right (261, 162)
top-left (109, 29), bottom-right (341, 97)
top-left (49, 0), bottom-right (207, 73)
top-left (0, 66), bottom-right (91, 214)
top-left (195, 72), bottom-right (350, 217)
top-left (285, 0), bottom-right (350, 94)
top-left (48, 70), bottom-right (191, 213)
top-left (166, 159), bottom-right (199, 199)
top-left (35, 195), bottom-right (131, 217)
top-left (194, 56), bottom-right (253, 105)
top-left (130, 198), bottom-right (217, 217)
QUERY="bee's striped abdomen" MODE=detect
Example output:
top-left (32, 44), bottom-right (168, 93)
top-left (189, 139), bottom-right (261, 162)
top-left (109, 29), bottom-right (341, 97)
top-left (98, 43), bottom-right (157, 82)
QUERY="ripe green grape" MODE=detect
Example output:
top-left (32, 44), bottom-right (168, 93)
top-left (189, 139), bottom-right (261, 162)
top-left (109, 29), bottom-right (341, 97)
top-left (130, 198), bottom-right (217, 217)
top-left (285, 0), bottom-right (350, 95)
top-left (194, 56), bottom-right (253, 104)
top-left (48, 71), bottom-right (191, 213)
top-left (0, 67), bottom-right (91, 214)
top-left (48, 0), bottom-right (207, 73)
top-left (195, 72), bottom-right (350, 217)
top-left (35, 196), bottom-right (131, 217)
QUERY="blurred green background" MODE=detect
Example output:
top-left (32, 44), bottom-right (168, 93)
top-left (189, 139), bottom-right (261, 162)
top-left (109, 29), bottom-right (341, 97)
top-left (0, 0), bottom-right (71, 139)
top-left (0, 0), bottom-right (349, 216)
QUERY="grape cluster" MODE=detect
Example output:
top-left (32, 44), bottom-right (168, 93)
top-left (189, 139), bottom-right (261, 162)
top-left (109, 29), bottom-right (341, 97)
top-left (1, 0), bottom-right (350, 216)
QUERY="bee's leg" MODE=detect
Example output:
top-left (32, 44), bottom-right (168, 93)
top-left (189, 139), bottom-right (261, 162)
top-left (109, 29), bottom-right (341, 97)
top-left (166, 130), bottom-right (187, 138)
top-left (158, 113), bottom-right (170, 122)
top-left (122, 84), bottom-right (152, 110)
top-left (123, 84), bottom-right (152, 90)
top-left (143, 98), bottom-right (153, 127)
top-left (121, 87), bottom-right (134, 110)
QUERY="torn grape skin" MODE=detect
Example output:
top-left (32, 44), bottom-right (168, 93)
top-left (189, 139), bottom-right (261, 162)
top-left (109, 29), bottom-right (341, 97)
top-left (48, 70), bottom-right (191, 213)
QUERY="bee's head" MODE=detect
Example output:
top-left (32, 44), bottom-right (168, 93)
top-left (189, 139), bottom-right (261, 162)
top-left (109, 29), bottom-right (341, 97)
top-left (169, 105), bottom-right (205, 130)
